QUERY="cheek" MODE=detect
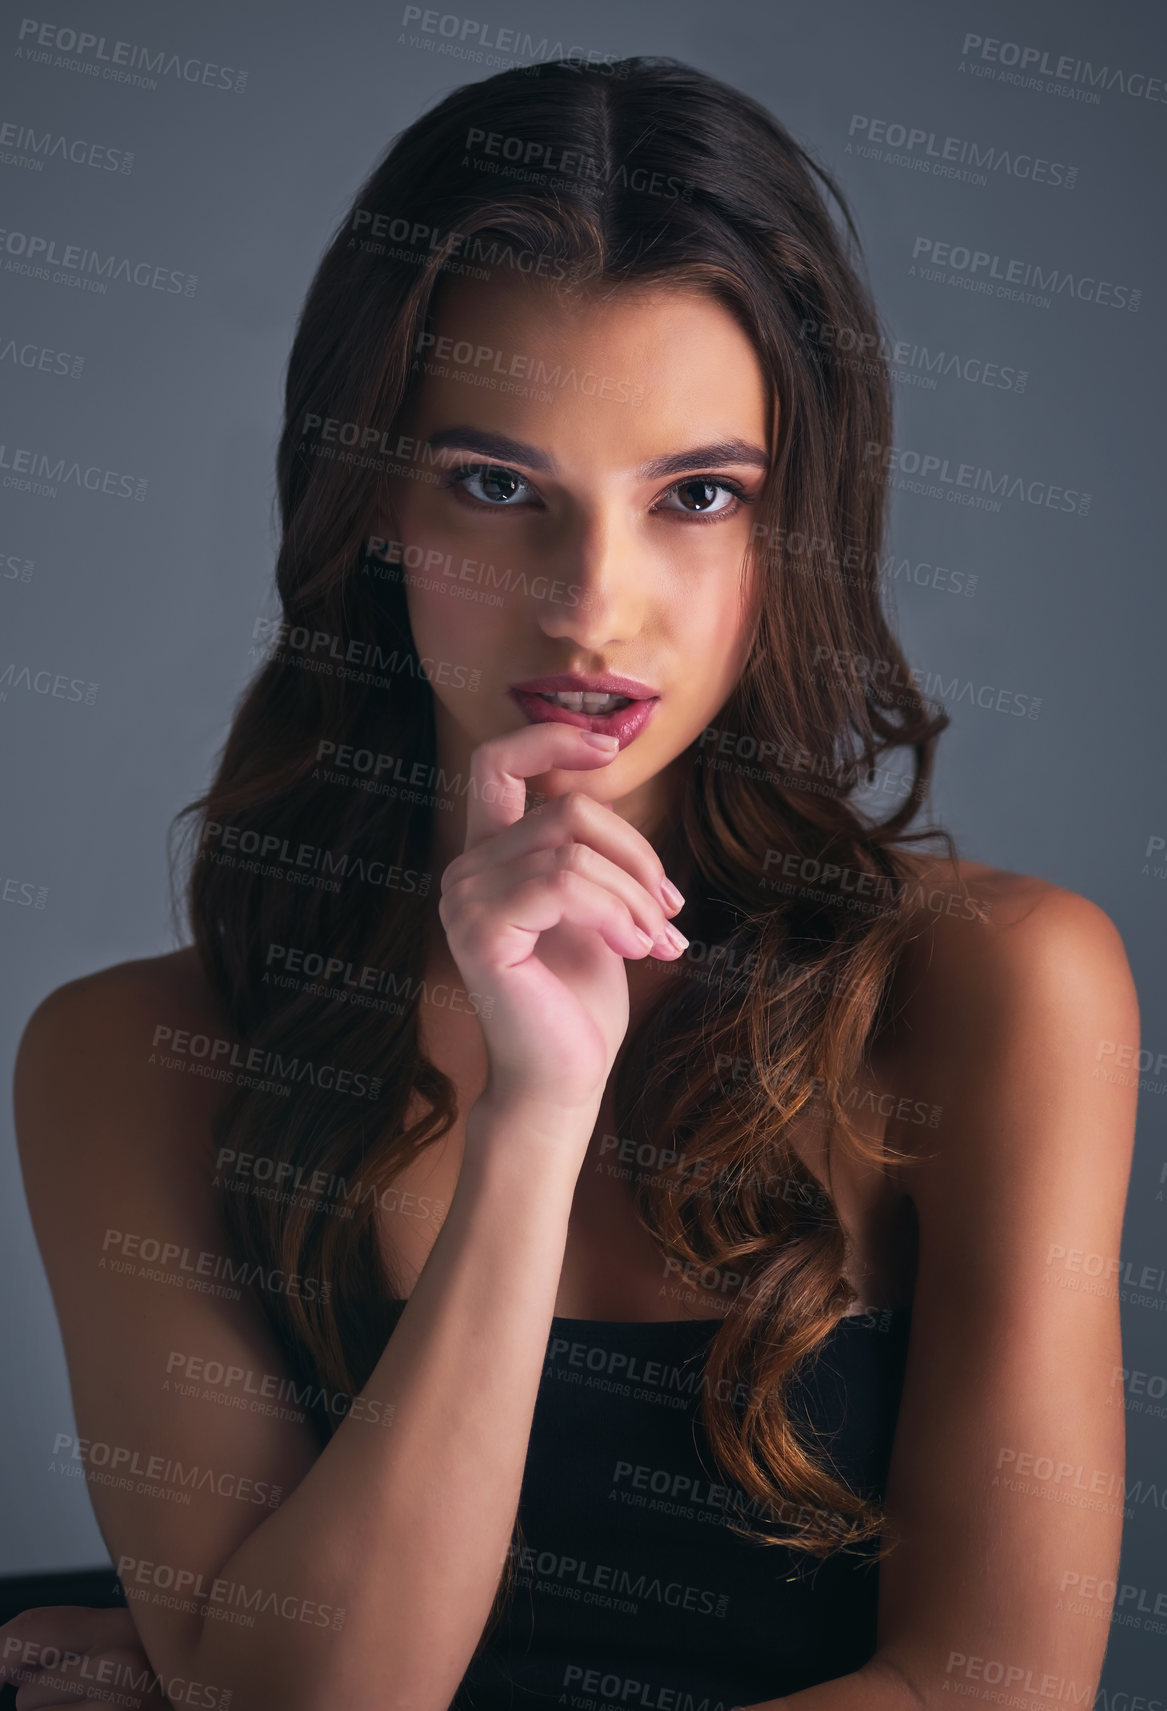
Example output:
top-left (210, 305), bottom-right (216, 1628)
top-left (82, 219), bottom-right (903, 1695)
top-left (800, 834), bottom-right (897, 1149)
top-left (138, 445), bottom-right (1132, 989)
top-left (672, 575), bottom-right (755, 689)
top-left (383, 489), bottom-right (468, 652)
top-left (381, 468), bottom-right (460, 555)
top-left (405, 581), bottom-right (474, 664)
top-left (404, 574), bottom-right (515, 696)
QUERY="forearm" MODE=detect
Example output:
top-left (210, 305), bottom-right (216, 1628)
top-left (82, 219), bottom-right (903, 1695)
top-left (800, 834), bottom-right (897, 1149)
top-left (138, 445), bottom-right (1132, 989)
top-left (190, 1095), bottom-right (585, 1711)
top-left (741, 1657), bottom-right (924, 1711)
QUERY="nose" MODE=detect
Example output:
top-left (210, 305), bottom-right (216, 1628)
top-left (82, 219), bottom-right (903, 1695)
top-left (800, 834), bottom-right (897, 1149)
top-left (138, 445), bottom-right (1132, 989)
top-left (535, 506), bottom-right (647, 649)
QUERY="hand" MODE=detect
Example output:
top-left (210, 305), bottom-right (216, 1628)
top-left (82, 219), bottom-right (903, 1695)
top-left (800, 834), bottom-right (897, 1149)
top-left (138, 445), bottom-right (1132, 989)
top-left (438, 721), bottom-right (688, 1126)
top-left (0, 1604), bottom-right (169, 1708)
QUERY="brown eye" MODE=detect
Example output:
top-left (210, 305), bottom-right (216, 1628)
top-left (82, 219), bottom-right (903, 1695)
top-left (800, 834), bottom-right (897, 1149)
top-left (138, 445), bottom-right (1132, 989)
top-left (657, 477), bottom-right (744, 517)
top-left (677, 480), bottom-right (722, 511)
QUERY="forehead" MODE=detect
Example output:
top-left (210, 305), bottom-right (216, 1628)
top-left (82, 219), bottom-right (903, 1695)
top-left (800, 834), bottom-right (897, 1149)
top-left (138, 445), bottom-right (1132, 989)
top-left (410, 269), bottom-right (772, 460)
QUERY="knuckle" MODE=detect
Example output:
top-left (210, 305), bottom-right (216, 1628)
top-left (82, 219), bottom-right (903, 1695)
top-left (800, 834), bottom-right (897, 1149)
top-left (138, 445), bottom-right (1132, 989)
top-left (440, 872), bottom-right (473, 917)
top-left (439, 886), bottom-right (472, 939)
top-left (470, 732), bottom-right (506, 764)
top-left (468, 735), bottom-right (519, 789)
top-left (563, 789), bottom-right (594, 822)
top-left (454, 901), bottom-right (490, 952)
top-left (448, 889), bottom-right (475, 930)
top-left (440, 855), bottom-right (466, 895)
top-left (553, 839), bottom-right (587, 873)
top-left (547, 863), bottom-right (578, 896)
top-left (646, 878), bottom-right (668, 918)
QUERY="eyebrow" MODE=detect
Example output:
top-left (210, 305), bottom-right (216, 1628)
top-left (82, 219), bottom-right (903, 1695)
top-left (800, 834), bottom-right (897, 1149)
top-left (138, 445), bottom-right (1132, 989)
top-left (424, 426), bottom-right (769, 478)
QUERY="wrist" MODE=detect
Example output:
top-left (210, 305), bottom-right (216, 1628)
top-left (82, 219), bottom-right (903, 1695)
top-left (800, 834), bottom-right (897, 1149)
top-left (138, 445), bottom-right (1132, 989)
top-left (463, 1089), bottom-right (598, 1167)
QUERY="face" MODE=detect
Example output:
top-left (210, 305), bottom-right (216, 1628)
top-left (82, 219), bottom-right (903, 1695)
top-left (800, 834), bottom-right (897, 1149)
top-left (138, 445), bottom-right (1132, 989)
top-left (379, 269), bottom-right (773, 863)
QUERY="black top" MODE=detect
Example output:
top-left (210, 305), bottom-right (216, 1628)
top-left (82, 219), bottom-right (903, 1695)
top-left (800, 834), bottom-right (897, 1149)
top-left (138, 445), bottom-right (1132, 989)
top-left (385, 1301), bottom-right (913, 1706)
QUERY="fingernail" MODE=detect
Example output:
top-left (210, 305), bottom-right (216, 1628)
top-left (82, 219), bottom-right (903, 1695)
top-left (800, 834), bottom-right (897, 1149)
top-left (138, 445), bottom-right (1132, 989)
top-left (581, 731), bottom-right (620, 749)
top-left (662, 922), bottom-right (689, 953)
top-left (659, 877), bottom-right (685, 912)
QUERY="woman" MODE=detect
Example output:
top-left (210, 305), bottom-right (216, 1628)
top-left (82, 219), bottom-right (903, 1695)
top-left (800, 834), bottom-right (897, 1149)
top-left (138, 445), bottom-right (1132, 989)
top-left (2, 55), bottom-right (1137, 1711)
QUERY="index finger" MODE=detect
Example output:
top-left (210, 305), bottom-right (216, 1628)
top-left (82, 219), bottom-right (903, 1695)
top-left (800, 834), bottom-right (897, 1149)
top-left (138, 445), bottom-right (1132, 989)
top-left (464, 722), bottom-right (620, 851)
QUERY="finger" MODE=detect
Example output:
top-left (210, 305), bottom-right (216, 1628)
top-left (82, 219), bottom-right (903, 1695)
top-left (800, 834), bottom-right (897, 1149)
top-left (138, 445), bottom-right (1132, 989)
top-left (0, 1610), bottom-right (135, 1684)
top-left (16, 1692), bottom-right (90, 1709)
top-left (12, 1644), bottom-right (159, 1709)
top-left (445, 789), bottom-right (685, 917)
top-left (450, 868), bottom-right (660, 969)
top-left (0, 1606), bottom-right (139, 1660)
top-left (8, 1639), bottom-right (157, 1708)
top-left (15, 1684), bottom-right (102, 1710)
top-left (14, 1661), bottom-right (168, 1711)
top-left (464, 722), bottom-right (620, 851)
top-left (449, 844), bottom-right (686, 956)
top-left (18, 1701), bottom-right (164, 1711)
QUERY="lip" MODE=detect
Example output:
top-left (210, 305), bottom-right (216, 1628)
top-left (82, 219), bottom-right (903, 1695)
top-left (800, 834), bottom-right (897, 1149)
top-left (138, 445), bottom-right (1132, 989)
top-left (509, 672), bottom-right (660, 698)
top-left (508, 676), bottom-right (661, 752)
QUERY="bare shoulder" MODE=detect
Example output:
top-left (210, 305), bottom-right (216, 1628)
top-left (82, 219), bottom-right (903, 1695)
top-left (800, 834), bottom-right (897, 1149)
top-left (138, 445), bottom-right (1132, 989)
top-left (886, 848), bottom-right (1136, 1033)
top-left (19, 942), bottom-right (222, 1039)
top-left (13, 950), bottom-right (327, 1690)
top-left (14, 944), bottom-right (230, 1181)
top-left (873, 847), bottom-right (1139, 1194)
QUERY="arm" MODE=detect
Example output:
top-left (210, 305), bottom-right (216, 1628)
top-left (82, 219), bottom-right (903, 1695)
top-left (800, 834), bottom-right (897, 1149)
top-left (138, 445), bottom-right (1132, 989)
top-left (15, 967), bottom-right (586, 1711)
top-left (741, 881), bottom-right (1138, 1709)
top-left (14, 721), bottom-right (684, 1711)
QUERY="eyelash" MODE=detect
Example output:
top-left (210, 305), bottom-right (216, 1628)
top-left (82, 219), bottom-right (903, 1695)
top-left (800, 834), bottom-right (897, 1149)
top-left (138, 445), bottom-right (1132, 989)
top-left (442, 460), bottom-right (752, 523)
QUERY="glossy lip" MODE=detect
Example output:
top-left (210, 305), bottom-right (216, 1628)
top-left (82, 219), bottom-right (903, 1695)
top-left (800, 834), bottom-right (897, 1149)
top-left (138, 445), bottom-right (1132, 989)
top-left (509, 671), bottom-right (660, 698)
top-left (509, 683), bottom-right (661, 752)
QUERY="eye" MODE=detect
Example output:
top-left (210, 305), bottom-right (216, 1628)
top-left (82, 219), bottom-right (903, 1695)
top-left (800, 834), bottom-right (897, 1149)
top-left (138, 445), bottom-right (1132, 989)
top-left (446, 462), bottom-right (537, 507)
top-left (442, 463), bottom-right (752, 519)
top-left (655, 477), bottom-right (748, 519)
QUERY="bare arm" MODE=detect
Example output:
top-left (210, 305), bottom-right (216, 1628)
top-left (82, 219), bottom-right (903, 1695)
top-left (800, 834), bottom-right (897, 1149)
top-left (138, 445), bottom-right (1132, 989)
top-left (15, 975), bottom-right (592, 1711)
top-left (738, 881), bottom-right (1138, 1709)
top-left (16, 720), bottom-right (687, 1711)
top-left (199, 1091), bottom-right (588, 1711)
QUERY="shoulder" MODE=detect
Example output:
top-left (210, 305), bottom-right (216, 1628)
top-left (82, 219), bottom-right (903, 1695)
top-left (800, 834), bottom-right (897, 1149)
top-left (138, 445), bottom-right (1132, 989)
top-left (16, 944), bottom-right (226, 1079)
top-left (874, 850), bottom-right (1138, 1204)
top-left (15, 945), bottom-right (230, 1185)
top-left (18, 944), bottom-right (222, 1033)
top-left (19, 943), bottom-right (221, 1034)
top-left (886, 850), bottom-right (1136, 1048)
top-left (17, 944), bottom-right (224, 1058)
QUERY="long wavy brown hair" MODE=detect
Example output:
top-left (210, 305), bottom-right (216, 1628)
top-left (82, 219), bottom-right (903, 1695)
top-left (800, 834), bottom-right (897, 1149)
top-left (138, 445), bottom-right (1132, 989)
top-left (170, 55), bottom-right (958, 1639)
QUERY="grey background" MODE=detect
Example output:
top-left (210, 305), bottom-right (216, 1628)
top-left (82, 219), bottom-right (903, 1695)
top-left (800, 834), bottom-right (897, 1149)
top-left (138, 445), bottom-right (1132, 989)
top-left (2, 0), bottom-right (1164, 1690)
